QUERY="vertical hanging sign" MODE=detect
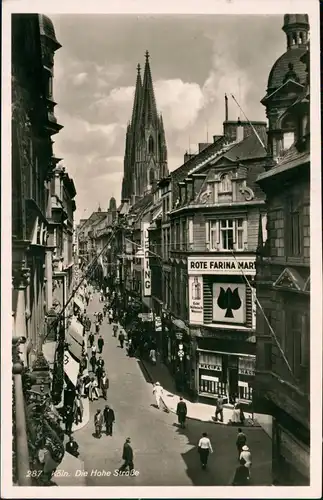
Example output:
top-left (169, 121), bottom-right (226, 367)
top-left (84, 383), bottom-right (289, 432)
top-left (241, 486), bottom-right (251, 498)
top-left (142, 222), bottom-right (151, 297)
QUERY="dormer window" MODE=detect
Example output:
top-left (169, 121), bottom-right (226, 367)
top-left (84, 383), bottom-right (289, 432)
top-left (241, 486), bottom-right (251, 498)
top-left (281, 113), bottom-right (296, 152)
top-left (219, 174), bottom-right (232, 193)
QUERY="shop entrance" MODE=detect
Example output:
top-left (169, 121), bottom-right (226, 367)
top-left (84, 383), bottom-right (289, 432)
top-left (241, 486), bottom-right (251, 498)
top-left (228, 355), bottom-right (239, 404)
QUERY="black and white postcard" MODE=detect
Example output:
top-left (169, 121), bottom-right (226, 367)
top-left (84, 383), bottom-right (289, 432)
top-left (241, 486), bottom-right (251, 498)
top-left (1, 0), bottom-right (321, 498)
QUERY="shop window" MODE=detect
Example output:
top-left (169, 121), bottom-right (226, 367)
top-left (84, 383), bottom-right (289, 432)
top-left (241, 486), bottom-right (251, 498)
top-left (238, 383), bottom-right (253, 401)
top-left (209, 218), bottom-right (245, 252)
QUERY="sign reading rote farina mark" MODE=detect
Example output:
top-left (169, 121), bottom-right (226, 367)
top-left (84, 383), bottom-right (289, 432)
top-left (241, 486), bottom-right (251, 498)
top-left (187, 256), bottom-right (256, 276)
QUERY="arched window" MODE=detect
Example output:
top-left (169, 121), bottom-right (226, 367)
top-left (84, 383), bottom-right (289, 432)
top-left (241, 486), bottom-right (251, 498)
top-left (148, 136), bottom-right (154, 154)
top-left (219, 174), bottom-right (232, 193)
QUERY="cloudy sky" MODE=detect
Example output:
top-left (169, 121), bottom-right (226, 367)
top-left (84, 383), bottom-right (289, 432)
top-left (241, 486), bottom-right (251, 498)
top-left (50, 14), bottom-right (286, 222)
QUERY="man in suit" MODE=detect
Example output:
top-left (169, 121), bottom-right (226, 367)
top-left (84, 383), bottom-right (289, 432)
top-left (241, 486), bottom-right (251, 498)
top-left (103, 404), bottom-right (115, 436)
top-left (65, 435), bottom-right (79, 457)
top-left (176, 397), bottom-right (188, 428)
top-left (119, 437), bottom-right (134, 472)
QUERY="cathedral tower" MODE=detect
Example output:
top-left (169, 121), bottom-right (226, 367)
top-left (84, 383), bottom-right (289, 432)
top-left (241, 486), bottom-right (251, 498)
top-left (121, 51), bottom-right (168, 203)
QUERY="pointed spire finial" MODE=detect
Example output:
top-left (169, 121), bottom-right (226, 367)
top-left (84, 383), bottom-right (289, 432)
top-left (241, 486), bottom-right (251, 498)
top-left (145, 50), bottom-right (150, 62)
top-left (137, 63), bottom-right (141, 74)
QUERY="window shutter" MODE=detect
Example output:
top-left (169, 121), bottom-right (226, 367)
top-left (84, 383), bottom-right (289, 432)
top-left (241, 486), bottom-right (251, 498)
top-left (232, 219), bottom-right (237, 244)
top-left (205, 221), bottom-right (210, 250)
top-left (188, 218), bottom-right (193, 246)
top-left (216, 221), bottom-right (220, 246)
top-left (243, 219), bottom-right (248, 249)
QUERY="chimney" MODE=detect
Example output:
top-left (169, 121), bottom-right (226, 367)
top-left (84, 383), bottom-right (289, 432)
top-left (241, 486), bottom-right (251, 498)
top-left (198, 143), bottom-right (212, 153)
top-left (225, 93), bottom-right (228, 121)
top-left (184, 152), bottom-right (195, 163)
top-left (236, 117), bottom-right (244, 142)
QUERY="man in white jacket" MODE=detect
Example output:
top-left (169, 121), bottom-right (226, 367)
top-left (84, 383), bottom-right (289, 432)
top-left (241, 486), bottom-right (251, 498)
top-left (152, 382), bottom-right (163, 409)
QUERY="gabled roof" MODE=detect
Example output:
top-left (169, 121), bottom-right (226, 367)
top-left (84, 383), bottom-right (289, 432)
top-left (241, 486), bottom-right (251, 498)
top-left (222, 133), bottom-right (267, 162)
top-left (129, 192), bottom-right (153, 221)
top-left (261, 78), bottom-right (304, 104)
top-left (273, 267), bottom-right (306, 292)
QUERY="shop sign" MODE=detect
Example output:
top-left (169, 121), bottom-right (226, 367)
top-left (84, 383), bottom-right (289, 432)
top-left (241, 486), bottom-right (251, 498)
top-left (198, 363), bottom-right (222, 371)
top-left (188, 276), bottom-right (204, 324)
top-left (141, 222), bottom-right (151, 297)
top-left (155, 316), bottom-right (162, 331)
top-left (188, 256), bottom-right (256, 276)
top-left (238, 368), bottom-right (255, 376)
top-left (139, 312), bottom-right (154, 322)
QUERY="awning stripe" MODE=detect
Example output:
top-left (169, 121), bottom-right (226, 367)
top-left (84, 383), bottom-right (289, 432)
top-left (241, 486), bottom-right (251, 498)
top-left (64, 351), bottom-right (80, 386)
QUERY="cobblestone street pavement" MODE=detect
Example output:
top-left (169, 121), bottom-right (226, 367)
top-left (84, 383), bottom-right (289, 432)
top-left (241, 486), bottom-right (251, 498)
top-left (71, 293), bottom-right (272, 487)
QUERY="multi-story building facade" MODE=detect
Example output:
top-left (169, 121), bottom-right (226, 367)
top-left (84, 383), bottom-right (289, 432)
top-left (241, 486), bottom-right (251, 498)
top-left (11, 13), bottom-right (66, 485)
top-left (156, 119), bottom-right (268, 403)
top-left (254, 14), bottom-right (310, 486)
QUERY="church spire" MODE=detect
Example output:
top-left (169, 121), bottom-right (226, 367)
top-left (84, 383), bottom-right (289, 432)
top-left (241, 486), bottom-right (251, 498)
top-left (131, 63), bottom-right (142, 128)
top-left (141, 50), bottom-right (158, 128)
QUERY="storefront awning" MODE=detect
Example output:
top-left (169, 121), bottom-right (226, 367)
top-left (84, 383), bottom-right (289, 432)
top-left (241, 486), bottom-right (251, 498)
top-left (172, 318), bottom-right (190, 333)
top-left (66, 316), bottom-right (84, 360)
top-left (197, 348), bottom-right (255, 359)
top-left (64, 350), bottom-right (80, 386)
top-left (74, 296), bottom-right (84, 312)
top-left (42, 341), bottom-right (57, 367)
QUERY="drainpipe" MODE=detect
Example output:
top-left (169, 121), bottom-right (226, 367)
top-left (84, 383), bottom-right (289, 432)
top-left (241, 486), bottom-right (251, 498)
top-left (12, 344), bottom-right (31, 486)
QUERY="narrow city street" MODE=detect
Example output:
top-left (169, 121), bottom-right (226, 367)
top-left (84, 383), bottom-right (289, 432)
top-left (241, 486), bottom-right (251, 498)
top-left (73, 293), bottom-right (272, 486)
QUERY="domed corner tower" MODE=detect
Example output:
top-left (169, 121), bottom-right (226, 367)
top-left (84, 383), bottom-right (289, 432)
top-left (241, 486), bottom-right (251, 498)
top-left (261, 14), bottom-right (309, 160)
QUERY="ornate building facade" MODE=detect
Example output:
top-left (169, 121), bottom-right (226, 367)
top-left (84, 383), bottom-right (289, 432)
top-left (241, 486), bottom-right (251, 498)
top-left (121, 51), bottom-right (168, 204)
top-left (11, 14), bottom-right (78, 486)
top-left (254, 14), bottom-right (310, 485)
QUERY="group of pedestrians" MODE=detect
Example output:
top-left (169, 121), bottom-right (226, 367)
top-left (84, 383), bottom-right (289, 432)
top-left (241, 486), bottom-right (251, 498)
top-left (93, 405), bottom-right (116, 438)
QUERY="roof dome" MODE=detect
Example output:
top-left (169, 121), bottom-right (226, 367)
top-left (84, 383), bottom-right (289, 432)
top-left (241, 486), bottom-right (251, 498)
top-left (267, 48), bottom-right (307, 92)
top-left (39, 14), bottom-right (61, 48)
top-left (266, 13), bottom-right (309, 93)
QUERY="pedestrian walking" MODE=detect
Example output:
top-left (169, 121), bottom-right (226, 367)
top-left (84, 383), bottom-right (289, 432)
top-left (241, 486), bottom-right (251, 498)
top-left (240, 445), bottom-right (252, 478)
top-left (149, 347), bottom-right (157, 365)
top-left (94, 409), bottom-right (103, 438)
top-left (64, 407), bottom-right (74, 435)
top-left (215, 396), bottom-right (224, 422)
top-left (97, 335), bottom-right (104, 354)
top-left (236, 428), bottom-right (247, 458)
top-left (73, 394), bottom-right (84, 425)
top-left (95, 321), bottom-right (100, 335)
top-left (96, 363), bottom-right (104, 388)
top-left (109, 309), bottom-right (113, 324)
top-left (100, 372), bottom-right (109, 400)
top-left (119, 437), bottom-right (134, 472)
top-left (152, 382), bottom-right (163, 409)
top-left (91, 343), bottom-right (97, 357)
top-left (88, 332), bottom-right (94, 348)
top-left (97, 356), bottom-right (105, 370)
top-left (176, 397), bottom-right (187, 428)
top-left (197, 432), bottom-right (213, 469)
top-left (113, 323), bottom-right (118, 337)
top-left (103, 405), bottom-right (115, 436)
top-left (118, 330), bottom-right (125, 349)
top-left (90, 354), bottom-right (97, 373)
top-left (232, 457), bottom-right (250, 485)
